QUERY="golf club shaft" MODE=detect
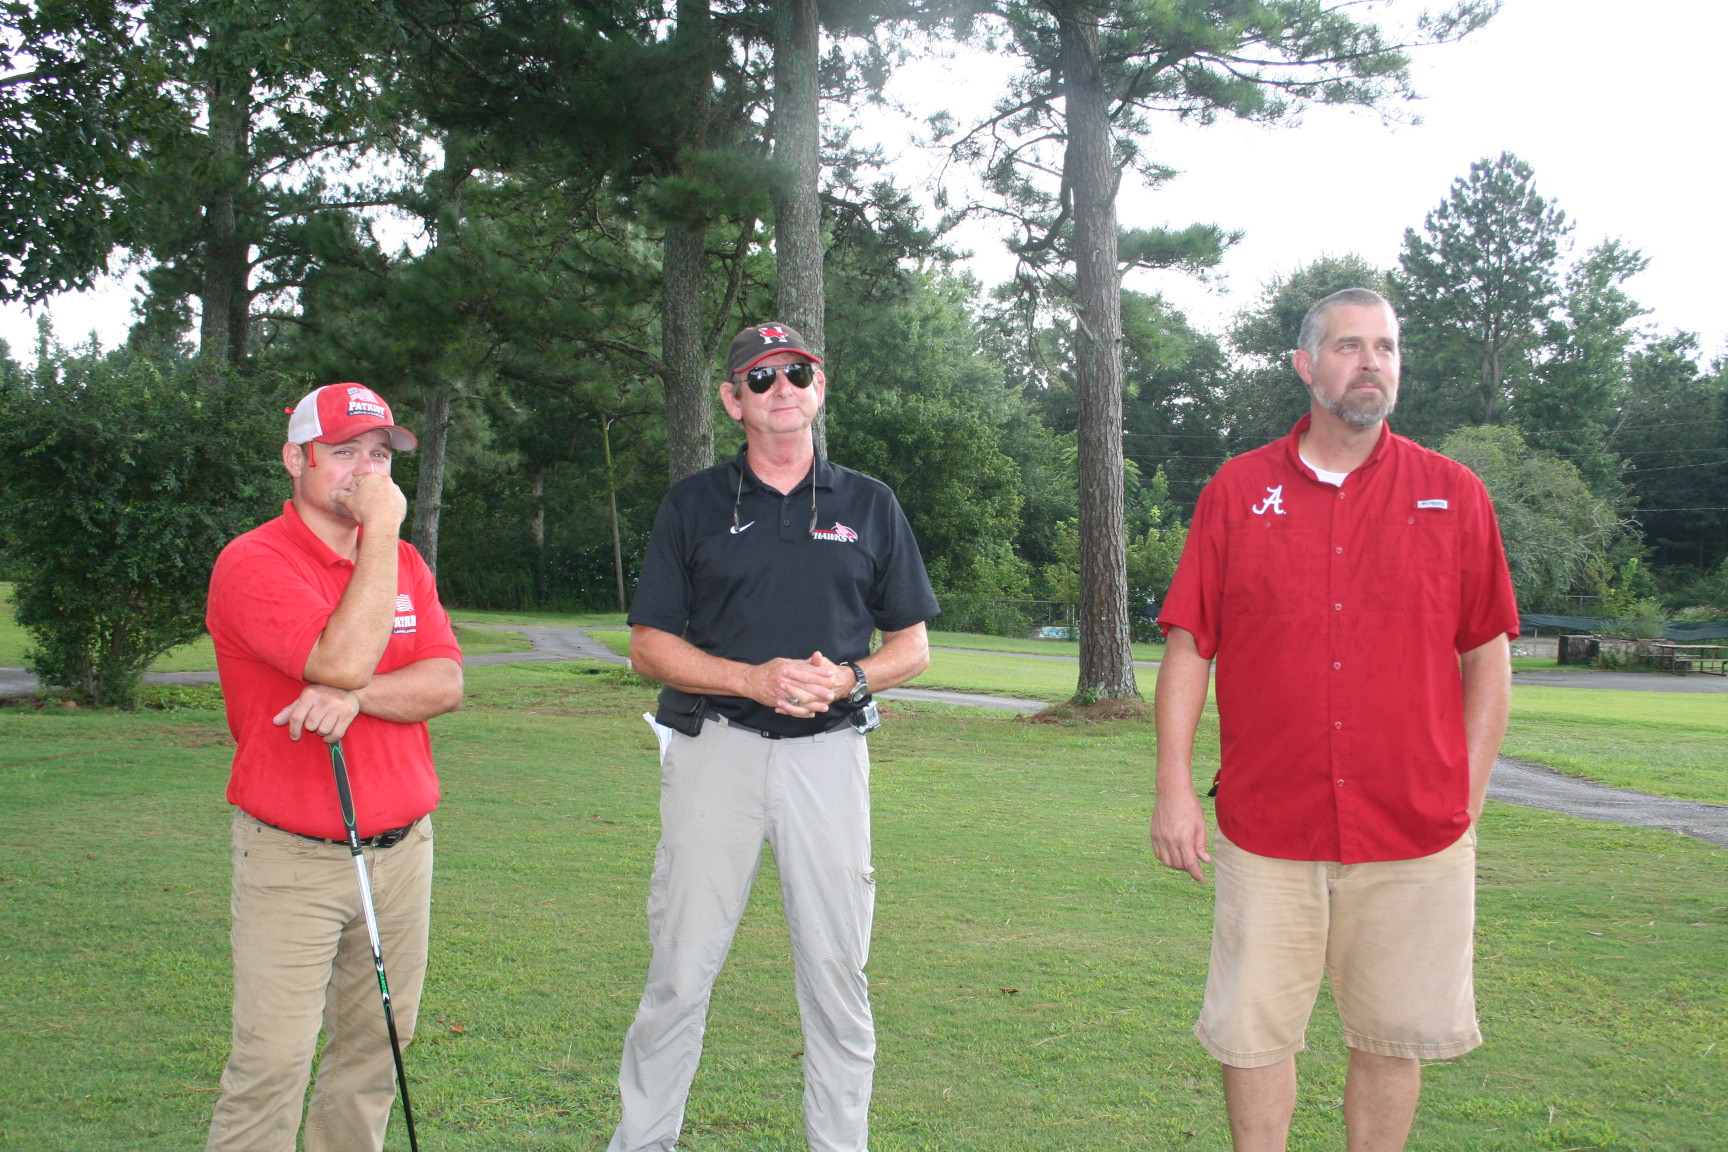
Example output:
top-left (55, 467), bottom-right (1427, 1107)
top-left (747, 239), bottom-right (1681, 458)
top-left (331, 742), bottom-right (421, 1152)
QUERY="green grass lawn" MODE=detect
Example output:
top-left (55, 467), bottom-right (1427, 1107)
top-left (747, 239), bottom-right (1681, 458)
top-left (448, 607), bottom-right (630, 629)
top-left (928, 628), bottom-right (1166, 662)
top-left (0, 582), bottom-right (27, 665)
top-left (1, 662), bottom-right (1723, 1151)
top-left (1503, 687), bottom-right (1728, 805)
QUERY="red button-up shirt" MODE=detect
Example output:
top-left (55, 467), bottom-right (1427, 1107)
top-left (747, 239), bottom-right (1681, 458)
top-left (1159, 417), bottom-right (1519, 863)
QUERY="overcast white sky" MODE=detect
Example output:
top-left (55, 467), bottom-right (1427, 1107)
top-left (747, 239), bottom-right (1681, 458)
top-left (5, 0), bottom-right (1722, 363)
top-left (891, 0), bottom-right (1727, 358)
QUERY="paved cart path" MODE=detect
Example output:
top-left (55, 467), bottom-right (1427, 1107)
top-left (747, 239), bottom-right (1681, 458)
top-left (5, 626), bottom-right (1724, 848)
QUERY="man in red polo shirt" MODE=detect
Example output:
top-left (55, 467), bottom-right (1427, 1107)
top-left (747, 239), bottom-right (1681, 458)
top-left (204, 384), bottom-right (463, 1152)
top-left (1152, 289), bottom-right (1518, 1152)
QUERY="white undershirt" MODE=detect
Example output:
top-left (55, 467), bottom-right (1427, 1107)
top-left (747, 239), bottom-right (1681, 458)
top-left (1300, 453), bottom-right (1350, 487)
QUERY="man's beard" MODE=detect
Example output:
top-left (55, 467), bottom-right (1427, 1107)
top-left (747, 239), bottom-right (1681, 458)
top-left (1314, 376), bottom-right (1397, 427)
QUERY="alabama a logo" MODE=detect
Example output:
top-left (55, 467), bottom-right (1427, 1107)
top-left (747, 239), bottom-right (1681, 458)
top-left (812, 521), bottom-right (858, 542)
top-left (1251, 485), bottom-right (1286, 516)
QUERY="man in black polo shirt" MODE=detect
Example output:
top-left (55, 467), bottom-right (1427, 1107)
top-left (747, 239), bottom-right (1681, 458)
top-left (607, 322), bottom-right (939, 1152)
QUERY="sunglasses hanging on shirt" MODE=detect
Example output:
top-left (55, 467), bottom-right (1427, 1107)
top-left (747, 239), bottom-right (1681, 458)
top-left (733, 462), bottom-right (820, 537)
top-left (743, 361), bottom-right (816, 393)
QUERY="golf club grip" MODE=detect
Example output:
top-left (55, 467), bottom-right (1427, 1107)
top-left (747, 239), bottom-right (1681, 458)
top-left (329, 742), bottom-right (360, 836)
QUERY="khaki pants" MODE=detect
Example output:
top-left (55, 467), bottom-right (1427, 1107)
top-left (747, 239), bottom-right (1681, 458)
top-left (207, 811), bottom-right (433, 1152)
top-left (610, 717), bottom-right (876, 1152)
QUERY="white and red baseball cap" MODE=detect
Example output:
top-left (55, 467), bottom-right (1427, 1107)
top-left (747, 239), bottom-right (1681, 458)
top-left (286, 384), bottom-right (417, 451)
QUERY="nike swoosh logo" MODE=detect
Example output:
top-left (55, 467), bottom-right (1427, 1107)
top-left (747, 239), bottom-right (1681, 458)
top-left (730, 521), bottom-right (755, 534)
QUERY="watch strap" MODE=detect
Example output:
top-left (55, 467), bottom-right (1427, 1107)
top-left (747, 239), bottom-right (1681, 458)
top-left (840, 660), bottom-right (869, 703)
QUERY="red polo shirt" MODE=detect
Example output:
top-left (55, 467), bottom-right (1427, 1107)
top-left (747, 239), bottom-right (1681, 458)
top-left (1159, 417), bottom-right (1519, 864)
top-left (207, 502), bottom-right (462, 839)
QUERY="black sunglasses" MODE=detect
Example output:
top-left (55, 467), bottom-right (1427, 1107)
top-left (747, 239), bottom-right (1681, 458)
top-left (743, 361), bottom-right (816, 393)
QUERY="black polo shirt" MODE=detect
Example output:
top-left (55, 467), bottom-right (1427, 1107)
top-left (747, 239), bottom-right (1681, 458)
top-left (629, 448), bottom-right (940, 736)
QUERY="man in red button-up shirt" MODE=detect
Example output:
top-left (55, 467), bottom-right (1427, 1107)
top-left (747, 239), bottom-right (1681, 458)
top-left (1152, 289), bottom-right (1518, 1152)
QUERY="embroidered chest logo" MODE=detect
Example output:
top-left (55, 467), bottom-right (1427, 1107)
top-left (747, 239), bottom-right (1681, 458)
top-left (393, 592), bottom-right (418, 634)
top-left (812, 522), bottom-right (858, 542)
top-left (1251, 486), bottom-right (1287, 516)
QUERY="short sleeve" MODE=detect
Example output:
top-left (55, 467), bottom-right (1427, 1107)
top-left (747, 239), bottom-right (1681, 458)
top-left (1453, 473), bottom-right (1521, 652)
top-left (868, 496), bottom-right (940, 633)
top-left (207, 539), bottom-right (332, 682)
top-left (397, 543), bottom-right (463, 667)
top-left (627, 491), bottom-right (696, 636)
top-left (1158, 477), bottom-right (1228, 659)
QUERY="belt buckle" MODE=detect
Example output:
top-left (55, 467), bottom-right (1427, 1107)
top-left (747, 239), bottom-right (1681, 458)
top-left (371, 822), bottom-right (412, 849)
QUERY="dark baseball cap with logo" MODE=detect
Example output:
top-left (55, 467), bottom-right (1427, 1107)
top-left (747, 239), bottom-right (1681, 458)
top-left (725, 323), bottom-right (824, 376)
top-left (286, 384), bottom-right (418, 451)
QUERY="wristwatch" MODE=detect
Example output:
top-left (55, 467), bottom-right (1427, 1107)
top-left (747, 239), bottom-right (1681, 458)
top-left (840, 660), bottom-right (870, 703)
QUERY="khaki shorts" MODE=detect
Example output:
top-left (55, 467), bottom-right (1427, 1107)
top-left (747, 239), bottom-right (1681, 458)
top-left (1195, 827), bottom-right (1481, 1068)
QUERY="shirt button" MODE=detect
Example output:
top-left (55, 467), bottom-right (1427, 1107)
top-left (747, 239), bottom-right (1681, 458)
top-left (1333, 721), bottom-right (1342, 729)
top-left (1333, 662), bottom-right (1342, 670)
top-left (1334, 603), bottom-right (1343, 611)
top-left (1335, 546), bottom-right (1343, 555)
top-left (1338, 491), bottom-right (1346, 500)
top-left (1337, 779), bottom-right (1346, 787)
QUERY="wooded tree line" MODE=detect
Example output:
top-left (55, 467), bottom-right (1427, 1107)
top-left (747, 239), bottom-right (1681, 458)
top-left (3, 0), bottom-right (1724, 707)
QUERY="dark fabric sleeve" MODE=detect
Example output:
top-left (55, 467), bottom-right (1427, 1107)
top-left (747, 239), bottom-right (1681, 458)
top-left (869, 493), bottom-right (940, 632)
top-left (626, 490), bottom-right (695, 636)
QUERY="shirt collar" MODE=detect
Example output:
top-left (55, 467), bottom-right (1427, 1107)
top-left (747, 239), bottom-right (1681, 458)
top-left (280, 500), bottom-right (352, 569)
top-left (1282, 413), bottom-right (1397, 480)
top-left (728, 447), bottom-right (833, 494)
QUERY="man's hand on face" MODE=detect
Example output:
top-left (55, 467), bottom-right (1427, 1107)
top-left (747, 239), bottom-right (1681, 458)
top-left (332, 471), bottom-right (408, 531)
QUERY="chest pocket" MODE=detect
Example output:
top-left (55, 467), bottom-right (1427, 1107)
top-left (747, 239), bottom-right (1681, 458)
top-left (1357, 512), bottom-right (1459, 614)
top-left (1223, 519), bottom-right (1327, 619)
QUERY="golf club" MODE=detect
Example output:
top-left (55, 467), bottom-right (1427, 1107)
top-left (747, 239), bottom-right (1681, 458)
top-left (330, 740), bottom-right (421, 1152)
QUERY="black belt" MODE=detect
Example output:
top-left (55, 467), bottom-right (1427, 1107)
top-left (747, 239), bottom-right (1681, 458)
top-left (256, 815), bottom-right (419, 849)
top-left (703, 704), bottom-right (852, 740)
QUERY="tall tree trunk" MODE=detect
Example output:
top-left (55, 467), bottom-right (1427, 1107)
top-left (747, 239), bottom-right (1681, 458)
top-left (602, 416), bottom-right (628, 613)
top-left (409, 142), bottom-right (472, 575)
top-left (1058, 6), bottom-right (1137, 701)
top-left (772, 0), bottom-right (825, 454)
top-left (531, 465), bottom-right (547, 604)
top-left (200, 74), bottom-right (251, 368)
top-left (411, 386), bottom-right (452, 576)
top-left (662, 218), bottom-right (713, 480)
top-left (660, 0), bottom-right (717, 482)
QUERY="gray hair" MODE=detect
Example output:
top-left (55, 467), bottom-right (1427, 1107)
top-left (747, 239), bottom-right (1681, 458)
top-left (1297, 288), bottom-right (1395, 359)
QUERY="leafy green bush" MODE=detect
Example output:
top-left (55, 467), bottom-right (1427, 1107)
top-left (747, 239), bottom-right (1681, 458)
top-left (1607, 598), bottom-right (1667, 640)
top-left (0, 350), bottom-right (286, 707)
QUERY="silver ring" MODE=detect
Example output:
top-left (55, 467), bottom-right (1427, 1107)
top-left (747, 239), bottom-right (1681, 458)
top-left (789, 696), bottom-right (800, 706)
